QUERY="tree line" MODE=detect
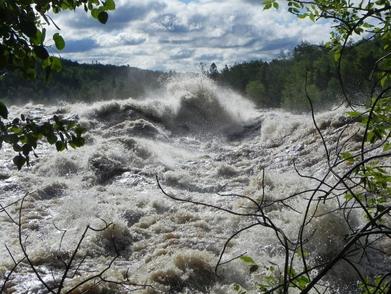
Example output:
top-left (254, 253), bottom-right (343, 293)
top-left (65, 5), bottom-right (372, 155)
top-left (0, 40), bottom-right (384, 112)
top-left (0, 59), bottom-right (166, 105)
top-left (210, 40), bottom-right (383, 111)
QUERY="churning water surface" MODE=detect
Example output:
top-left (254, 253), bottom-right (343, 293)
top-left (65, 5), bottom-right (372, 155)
top-left (0, 76), bottom-right (389, 293)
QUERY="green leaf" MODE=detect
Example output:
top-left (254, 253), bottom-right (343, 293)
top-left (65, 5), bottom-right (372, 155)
top-left (13, 155), bottom-right (26, 170)
top-left (47, 133), bottom-right (57, 144)
top-left (104, 0), bottom-right (115, 10)
top-left (32, 30), bottom-right (43, 46)
top-left (98, 11), bottom-right (109, 24)
top-left (344, 193), bottom-right (353, 201)
top-left (69, 135), bottom-right (85, 148)
top-left (233, 284), bottom-right (247, 294)
top-left (240, 256), bottom-right (256, 265)
top-left (367, 131), bottom-right (375, 143)
top-left (56, 141), bottom-right (66, 151)
top-left (6, 134), bottom-right (19, 144)
top-left (53, 33), bottom-right (65, 50)
top-left (22, 144), bottom-right (32, 156)
top-left (13, 144), bottom-right (22, 152)
top-left (50, 57), bottom-right (62, 72)
top-left (250, 264), bottom-right (259, 273)
top-left (74, 125), bottom-right (86, 136)
top-left (340, 151), bottom-right (354, 164)
top-left (10, 126), bottom-right (22, 134)
top-left (288, 267), bottom-right (297, 277)
top-left (295, 275), bottom-right (310, 290)
top-left (0, 101), bottom-right (8, 119)
top-left (33, 46), bottom-right (49, 60)
top-left (334, 50), bottom-right (341, 62)
top-left (346, 111), bottom-right (361, 118)
top-left (91, 8), bottom-right (100, 18)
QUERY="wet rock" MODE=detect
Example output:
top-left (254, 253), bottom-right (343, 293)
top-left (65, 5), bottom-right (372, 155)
top-left (150, 270), bottom-right (184, 292)
top-left (331, 115), bottom-right (349, 128)
top-left (122, 209), bottom-right (143, 227)
top-left (88, 155), bottom-right (128, 185)
top-left (31, 182), bottom-right (67, 200)
top-left (0, 172), bottom-right (11, 180)
top-left (97, 223), bottom-right (133, 256)
top-left (216, 164), bottom-right (239, 178)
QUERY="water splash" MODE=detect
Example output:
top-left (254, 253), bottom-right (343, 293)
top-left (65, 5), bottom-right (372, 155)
top-left (0, 78), bottom-right (388, 293)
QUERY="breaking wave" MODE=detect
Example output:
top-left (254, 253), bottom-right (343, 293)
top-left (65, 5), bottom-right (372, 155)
top-left (76, 75), bottom-right (259, 138)
top-left (0, 76), bottom-right (389, 293)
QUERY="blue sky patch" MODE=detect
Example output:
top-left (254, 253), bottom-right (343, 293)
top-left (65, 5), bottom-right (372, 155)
top-left (52, 0), bottom-right (331, 72)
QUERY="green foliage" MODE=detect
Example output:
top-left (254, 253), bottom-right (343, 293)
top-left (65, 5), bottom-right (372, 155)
top-left (235, 255), bottom-right (312, 293)
top-left (230, 0), bottom-right (391, 293)
top-left (233, 283), bottom-right (247, 294)
top-left (257, 266), bottom-right (280, 292)
top-left (53, 33), bottom-right (65, 51)
top-left (245, 80), bottom-right (267, 106)
top-left (239, 255), bottom-right (259, 273)
top-left (287, 267), bottom-right (310, 291)
top-left (0, 0), bottom-right (115, 77)
top-left (0, 60), bottom-right (166, 104)
top-left (343, 96), bottom-right (391, 216)
top-left (359, 276), bottom-right (390, 294)
top-left (215, 40), bottom-right (383, 111)
top-left (0, 101), bottom-right (9, 119)
top-left (0, 102), bottom-right (86, 169)
top-left (0, 0), bottom-right (116, 168)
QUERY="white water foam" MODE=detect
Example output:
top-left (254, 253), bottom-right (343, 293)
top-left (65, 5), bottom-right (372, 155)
top-left (0, 76), bottom-right (389, 293)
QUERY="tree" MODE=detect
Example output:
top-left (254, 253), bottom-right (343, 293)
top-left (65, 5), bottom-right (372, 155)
top-left (0, 0), bottom-right (115, 78)
top-left (156, 0), bottom-right (391, 293)
top-left (0, 0), bottom-right (116, 169)
top-left (208, 62), bottom-right (219, 80)
top-left (0, 3), bottom-right (150, 293)
top-left (254, 0), bottom-right (391, 291)
top-left (245, 80), bottom-right (267, 106)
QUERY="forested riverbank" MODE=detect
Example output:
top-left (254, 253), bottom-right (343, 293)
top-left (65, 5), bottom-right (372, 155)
top-left (1, 40), bottom-right (382, 111)
top-left (0, 60), bottom-right (166, 104)
top-left (211, 40), bottom-right (383, 111)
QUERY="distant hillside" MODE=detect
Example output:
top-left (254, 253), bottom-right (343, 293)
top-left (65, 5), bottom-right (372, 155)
top-left (0, 60), bottom-right (168, 105)
top-left (210, 40), bottom-right (382, 111)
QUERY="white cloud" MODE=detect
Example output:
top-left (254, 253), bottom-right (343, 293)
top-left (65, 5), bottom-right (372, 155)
top-left (47, 0), bottom-right (332, 72)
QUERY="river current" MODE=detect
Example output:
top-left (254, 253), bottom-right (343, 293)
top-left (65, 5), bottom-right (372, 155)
top-left (0, 76), bottom-right (389, 293)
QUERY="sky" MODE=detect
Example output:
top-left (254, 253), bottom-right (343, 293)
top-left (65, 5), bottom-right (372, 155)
top-left (48, 0), bottom-right (332, 72)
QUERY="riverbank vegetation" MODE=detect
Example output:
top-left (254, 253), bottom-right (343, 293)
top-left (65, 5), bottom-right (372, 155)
top-left (0, 60), bottom-right (165, 105)
top-left (210, 40), bottom-right (384, 111)
top-left (2, 39), bottom-right (383, 112)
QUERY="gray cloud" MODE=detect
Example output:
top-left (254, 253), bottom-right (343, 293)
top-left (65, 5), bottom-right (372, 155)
top-left (247, 0), bottom-right (261, 4)
top-left (171, 49), bottom-right (194, 59)
top-left (196, 53), bottom-right (224, 62)
top-left (63, 1), bottom-right (167, 30)
top-left (63, 38), bottom-right (97, 53)
top-left (110, 2), bottom-right (166, 25)
top-left (49, 0), bottom-right (331, 72)
top-left (261, 37), bottom-right (298, 51)
top-left (157, 14), bottom-right (189, 33)
top-left (123, 37), bottom-right (147, 46)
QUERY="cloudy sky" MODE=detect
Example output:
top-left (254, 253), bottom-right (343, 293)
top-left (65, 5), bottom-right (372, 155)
top-left (49, 0), bottom-right (332, 72)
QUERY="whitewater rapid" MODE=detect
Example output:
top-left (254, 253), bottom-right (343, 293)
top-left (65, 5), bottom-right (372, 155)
top-left (0, 76), bottom-right (389, 293)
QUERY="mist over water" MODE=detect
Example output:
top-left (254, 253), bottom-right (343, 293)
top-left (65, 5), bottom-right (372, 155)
top-left (0, 76), bottom-right (389, 293)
